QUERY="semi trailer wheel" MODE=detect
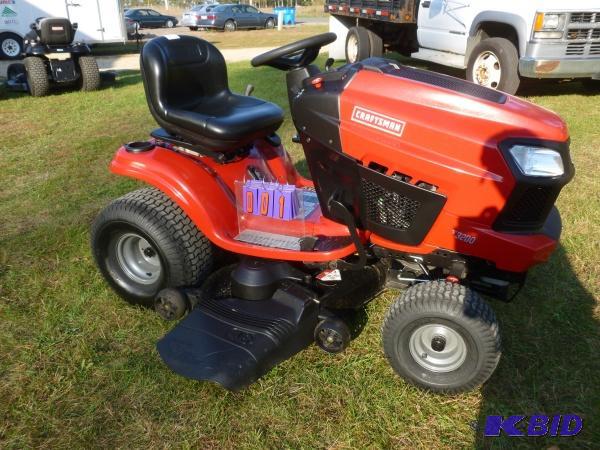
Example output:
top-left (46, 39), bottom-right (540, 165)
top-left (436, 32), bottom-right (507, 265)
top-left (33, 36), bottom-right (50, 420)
top-left (0, 32), bottom-right (23, 60)
top-left (345, 26), bottom-right (383, 63)
top-left (24, 56), bottom-right (49, 97)
top-left (382, 281), bottom-right (501, 393)
top-left (91, 187), bottom-right (214, 306)
top-left (467, 37), bottom-right (520, 95)
top-left (78, 56), bottom-right (101, 92)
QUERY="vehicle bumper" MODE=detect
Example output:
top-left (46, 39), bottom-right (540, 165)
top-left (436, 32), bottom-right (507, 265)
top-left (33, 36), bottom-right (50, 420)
top-left (180, 18), bottom-right (199, 27)
top-left (519, 42), bottom-right (600, 79)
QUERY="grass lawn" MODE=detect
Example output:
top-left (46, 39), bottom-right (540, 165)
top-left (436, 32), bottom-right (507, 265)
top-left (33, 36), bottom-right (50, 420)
top-left (92, 24), bottom-right (329, 56)
top-left (0, 58), bottom-right (598, 449)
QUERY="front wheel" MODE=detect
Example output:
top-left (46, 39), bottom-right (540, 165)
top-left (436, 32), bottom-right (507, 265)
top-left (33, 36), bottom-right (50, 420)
top-left (91, 188), bottom-right (214, 306)
top-left (265, 18), bottom-right (275, 29)
top-left (382, 281), bottom-right (501, 393)
top-left (467, 37), bottom-right (520, 95)
top-left (165, 20), bottom-right (175, 28)
top-left (78, 56), bottom-right (101, 92)
top-left (24, 56), bottom-right (49, 97)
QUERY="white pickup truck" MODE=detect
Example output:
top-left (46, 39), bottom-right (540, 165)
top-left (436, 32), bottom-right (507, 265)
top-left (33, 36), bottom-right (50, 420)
top-left (327, 0), bottom-right (600, 94)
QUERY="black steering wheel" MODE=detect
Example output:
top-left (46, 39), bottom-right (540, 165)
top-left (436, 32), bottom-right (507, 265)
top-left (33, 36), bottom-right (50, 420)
top-left (251, 32), bottom-right (337, 71)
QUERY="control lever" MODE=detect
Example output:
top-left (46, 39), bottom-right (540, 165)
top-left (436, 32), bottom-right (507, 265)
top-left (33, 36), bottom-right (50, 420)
top-left (244, 84), bottom-right (255, 96)
top-left (325, 58), bottom-right (335, 72)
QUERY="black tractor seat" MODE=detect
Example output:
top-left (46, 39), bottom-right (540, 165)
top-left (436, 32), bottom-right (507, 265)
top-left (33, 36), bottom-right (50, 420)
top-left (141, 35), bottom-right (284, 153)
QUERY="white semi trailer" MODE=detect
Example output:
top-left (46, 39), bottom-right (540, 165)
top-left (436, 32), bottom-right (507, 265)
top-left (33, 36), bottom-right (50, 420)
top-left (0, 0), bottom-right (126, 59)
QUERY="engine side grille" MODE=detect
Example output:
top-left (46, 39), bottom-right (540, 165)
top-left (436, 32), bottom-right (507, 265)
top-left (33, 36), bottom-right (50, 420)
top-left (357, 165), bottom-right (446, 245)
top-left (361, 178), bottom-right (420, 230)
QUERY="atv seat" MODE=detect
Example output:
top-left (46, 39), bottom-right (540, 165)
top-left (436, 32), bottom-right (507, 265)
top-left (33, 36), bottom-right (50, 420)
top-left (141, 35), bottom-right (284, 153)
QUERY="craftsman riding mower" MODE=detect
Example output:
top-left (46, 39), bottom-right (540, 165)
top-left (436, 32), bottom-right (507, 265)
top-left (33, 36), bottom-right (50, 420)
top-left (91, 33), bottom-right (574, 392)
top-left (5, 17), bottom-right (101, 97)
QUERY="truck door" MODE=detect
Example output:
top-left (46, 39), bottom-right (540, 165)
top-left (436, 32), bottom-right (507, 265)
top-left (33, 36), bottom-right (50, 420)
top-left (417, 0), bottom-right (471, 55)
top-left (66, 0), bottom-right (104, 42)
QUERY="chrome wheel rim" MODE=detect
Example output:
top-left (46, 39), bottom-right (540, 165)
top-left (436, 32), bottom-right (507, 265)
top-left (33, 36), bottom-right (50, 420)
top-left (409, 324), bottom-right (467, 373)
top-left (115, 233), bottom-right (162, 285)
top-left (2, 38), bottom-right (20, 57)
top-left (225, 21), bottom-right (235, 31)
top-left (473, 51), bottom-right (501, 89)
top-left (347, 34), bottom-right (359, 62)
top-left (166, 20), bottom-right (174, 28)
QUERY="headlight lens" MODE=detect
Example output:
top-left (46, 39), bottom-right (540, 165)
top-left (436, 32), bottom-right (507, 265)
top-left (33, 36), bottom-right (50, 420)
top-left (509, 146), bottom-right (564, 177)
top-left (533, 12), bottom-right (566, 39)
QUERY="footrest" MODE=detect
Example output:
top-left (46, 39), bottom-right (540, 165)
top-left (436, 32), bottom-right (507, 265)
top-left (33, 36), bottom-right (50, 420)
top-left (156, 283), bottom-right (318, 390)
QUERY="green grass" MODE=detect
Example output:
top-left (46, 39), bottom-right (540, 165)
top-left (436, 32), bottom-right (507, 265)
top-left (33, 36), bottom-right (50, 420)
top-left (0, 60), bottom-right (599, 449)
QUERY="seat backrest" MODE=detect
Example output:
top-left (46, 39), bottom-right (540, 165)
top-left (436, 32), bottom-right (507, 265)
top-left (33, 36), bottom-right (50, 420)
top-left (141, 35), bottom-right (229, 123)
top-left (36, 18), bottom-right (75, 45)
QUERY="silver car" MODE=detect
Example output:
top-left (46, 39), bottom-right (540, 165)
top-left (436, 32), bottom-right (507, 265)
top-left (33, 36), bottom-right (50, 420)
top-left (180, 4), bottom-right (217, 31)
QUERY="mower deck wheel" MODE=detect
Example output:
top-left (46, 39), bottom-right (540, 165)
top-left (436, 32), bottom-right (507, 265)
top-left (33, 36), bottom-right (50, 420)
top-left (382, 280), bottom-right (501, 393)
top-left (24, 56), bottom-right (49, 97)
top-left (314, 318), bottom-right (351, 353)
top-left (91, 187), bottom-right (214, 306)
top-left (78, 56), bottom-right (101, 92)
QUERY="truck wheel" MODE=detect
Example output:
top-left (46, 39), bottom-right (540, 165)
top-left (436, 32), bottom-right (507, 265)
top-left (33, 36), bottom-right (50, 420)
top-left (24, 57), bottom-right (49, 97)
top-left (367, 28), bottom-right (383, 57)
top-left (382, 281), bottom-right (501, 393)
top-left (91, 187), bottom-right (214, 306)
top-left (0, 32), bottom-right (23, 60)
top-left (582, 79), bottom-right (600, 92)
top-left (467, 37), bottom-right (520, 95)
top-left (345, 26), bottom-right (371, 63)
top-left (78, 56), bottom-right (101, 92)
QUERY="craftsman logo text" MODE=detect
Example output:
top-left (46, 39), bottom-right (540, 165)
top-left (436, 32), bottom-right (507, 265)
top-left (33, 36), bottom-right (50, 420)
top-left (351, 106), bottom-right (405, 137)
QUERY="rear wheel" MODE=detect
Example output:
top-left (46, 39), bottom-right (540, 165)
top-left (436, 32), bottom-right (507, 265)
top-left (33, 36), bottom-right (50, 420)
top-left (382, 281), bottom-right (501, 393)
top-left (24, 56), bottom-right (49, 97)
top-left (0, 32), bottom-right (23, 60)
top-left (224, 19), bottom-right (236, 32)
top-left (467, 37), bottom-right (520, 95)
top-left (78, 56), bottom-right (101, 92)
top-left (265, 18), bottom-right (275, 29)
top-left (189, 26), bottom-right (199, 31)
top-left (91, 187), bottom-right (214, 306)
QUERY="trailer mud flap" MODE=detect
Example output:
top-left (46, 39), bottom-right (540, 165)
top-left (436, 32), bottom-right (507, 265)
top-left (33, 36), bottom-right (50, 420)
top-left (156, 284), bottom-right (319, 390)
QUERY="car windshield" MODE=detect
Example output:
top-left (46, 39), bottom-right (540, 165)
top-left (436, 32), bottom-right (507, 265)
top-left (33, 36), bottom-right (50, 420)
top-left (124, 9), bottom-right (135, 16)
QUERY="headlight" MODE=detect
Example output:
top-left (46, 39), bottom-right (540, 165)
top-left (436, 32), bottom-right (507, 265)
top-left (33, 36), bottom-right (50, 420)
top-left (509, 145), bottom-right (564, 177)
top-left (533, 12), bottom-right (566, 39)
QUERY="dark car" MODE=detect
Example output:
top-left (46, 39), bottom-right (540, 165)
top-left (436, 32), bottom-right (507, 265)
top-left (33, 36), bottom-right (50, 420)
top-left (193, 4), bottom-right (276, 32)
top-left (124, 8), bottom-right (178, 30)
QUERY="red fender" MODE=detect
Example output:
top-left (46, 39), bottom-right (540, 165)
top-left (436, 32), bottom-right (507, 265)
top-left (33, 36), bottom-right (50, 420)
top-left (110, 144), bottom-right (356, 262)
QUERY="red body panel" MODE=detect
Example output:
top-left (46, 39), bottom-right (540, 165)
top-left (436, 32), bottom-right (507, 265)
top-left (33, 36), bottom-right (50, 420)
top-left (338, 70), bottom-right (568, 272)
top-left (110, 141), bottom-right (356, 262)
top-left (111, 69), bottom-right (569, 273)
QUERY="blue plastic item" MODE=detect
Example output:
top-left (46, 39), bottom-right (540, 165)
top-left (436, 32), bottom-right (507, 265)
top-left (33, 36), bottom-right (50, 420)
top-left (273, 6), bottom-right (296, 25)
